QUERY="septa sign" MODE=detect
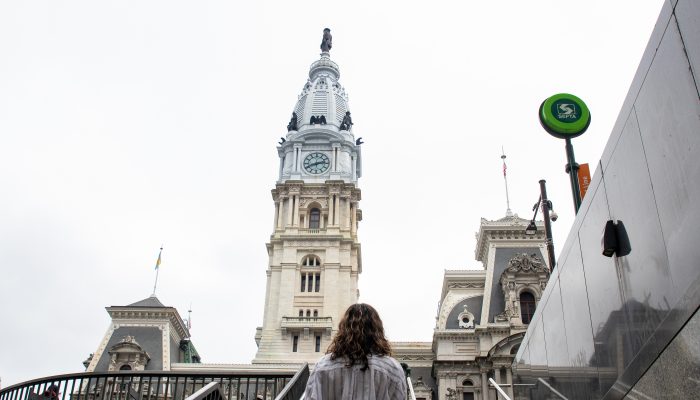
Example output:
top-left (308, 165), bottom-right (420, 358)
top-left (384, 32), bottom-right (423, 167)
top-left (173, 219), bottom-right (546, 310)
top-left (539, 93), bottom-right (591, 139)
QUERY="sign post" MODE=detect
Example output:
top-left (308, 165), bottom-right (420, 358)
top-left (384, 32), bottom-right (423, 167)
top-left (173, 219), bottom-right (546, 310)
top-left (539, 93), bottom-right (591, 213)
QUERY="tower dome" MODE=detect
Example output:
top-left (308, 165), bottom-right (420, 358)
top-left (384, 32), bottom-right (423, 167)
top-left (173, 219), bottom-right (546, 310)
top-left (292, 52), bottom-right (351, 132)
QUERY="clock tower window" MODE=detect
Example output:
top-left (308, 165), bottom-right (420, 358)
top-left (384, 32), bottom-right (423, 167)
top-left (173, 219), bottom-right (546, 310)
top-left (309, 208), bottom-right (321, 229)
top-left (302, 255), bottom-right (321, 266)
top-left (300, 272), bottom-right (321, 292)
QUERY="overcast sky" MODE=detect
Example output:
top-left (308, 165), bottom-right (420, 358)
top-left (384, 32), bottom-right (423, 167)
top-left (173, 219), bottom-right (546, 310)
top-left (0, 0), bottom-right (665, 386)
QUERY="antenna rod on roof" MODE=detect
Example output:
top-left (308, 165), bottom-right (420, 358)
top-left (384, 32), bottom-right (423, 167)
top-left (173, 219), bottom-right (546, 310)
top-left (501, 147), bottom-right (513, 217)
top-left (187, 303), bottom-right (192, 331)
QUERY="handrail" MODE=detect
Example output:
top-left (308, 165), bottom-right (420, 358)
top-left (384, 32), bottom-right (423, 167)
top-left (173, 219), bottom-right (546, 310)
top-left (274, 364), bottom-right (309, 400)
top-left (406, 377), bottom-right (416, 400)
top-left (184, 382), bottom-right (223, 400)
top-left (0, 370), bottom-right (297, 400)
top-left (488, 378), bottom-right (512, 400)
top-left (537, 378), bottom-right (569, 400)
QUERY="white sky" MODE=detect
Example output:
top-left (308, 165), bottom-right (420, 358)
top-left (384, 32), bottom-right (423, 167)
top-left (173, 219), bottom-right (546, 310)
top-left (0, 0), bottom-right (665, 386)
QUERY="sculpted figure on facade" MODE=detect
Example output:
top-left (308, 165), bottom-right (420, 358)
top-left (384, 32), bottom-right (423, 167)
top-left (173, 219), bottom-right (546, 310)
top-left (340, 111), bottom-right (353, 131)
top-left (320, 28), bottom-right (332, 52)
top-left (287, 112), bottom-right (298, 131)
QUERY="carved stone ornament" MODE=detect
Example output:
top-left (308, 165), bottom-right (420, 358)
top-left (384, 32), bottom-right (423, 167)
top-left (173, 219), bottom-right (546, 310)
top-left (448, 282), bottom-right (485, 289)
top-left (506, 253), bottom-right (548, 273)
top-left (107, 335), bottom-right (150, 371)
top-left (494, 303), bottom-right (515, 323)
top-left (457, 305), bottom-right (475, 329)
top-left (412, 377), bottom-right (433, 400)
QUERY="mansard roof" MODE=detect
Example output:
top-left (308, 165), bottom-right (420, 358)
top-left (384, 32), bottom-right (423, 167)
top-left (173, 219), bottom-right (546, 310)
top-left (126, 295), bottom-right (166, 308)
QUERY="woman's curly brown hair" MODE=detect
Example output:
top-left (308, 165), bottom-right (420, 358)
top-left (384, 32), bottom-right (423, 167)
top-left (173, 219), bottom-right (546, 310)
top-left (327, 303), bottom-right (392, 370)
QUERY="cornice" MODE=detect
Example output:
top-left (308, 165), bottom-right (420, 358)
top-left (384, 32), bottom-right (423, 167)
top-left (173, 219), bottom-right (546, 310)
top-left (106, 307), bottom-right (189, 339)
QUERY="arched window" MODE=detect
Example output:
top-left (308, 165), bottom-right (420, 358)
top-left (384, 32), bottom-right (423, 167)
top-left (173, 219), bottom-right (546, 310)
top-left (299, 310), bottom-right (303, 317)
top-left (313, 310), bottom-right (318, 317)
top-left (520, 291), bottom-right (536, 324)
top-left (119, 365), bottom-right (132, 371)
top-left (302, 255), bottom-right (321, 266)
top-left (309, 208), bottom-right (321, 229)
top-left (461, 379), bottom-right (474, 400)
top-left (306, 309), bottom-right (311, 317)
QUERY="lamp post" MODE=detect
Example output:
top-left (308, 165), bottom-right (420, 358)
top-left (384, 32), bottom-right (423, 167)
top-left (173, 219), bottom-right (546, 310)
top-left (525, 180), bottom-right (557, 269)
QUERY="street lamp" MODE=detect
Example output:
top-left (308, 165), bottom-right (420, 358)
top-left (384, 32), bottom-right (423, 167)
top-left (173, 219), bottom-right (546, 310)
top-left (527, 180), bottom-right (557, 269)
top-left (525, 221), bottom-right (537, 235)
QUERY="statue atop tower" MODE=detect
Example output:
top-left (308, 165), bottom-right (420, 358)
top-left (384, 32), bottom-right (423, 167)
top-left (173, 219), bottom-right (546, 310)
top-left (320, 28), bottom-right (332, 53)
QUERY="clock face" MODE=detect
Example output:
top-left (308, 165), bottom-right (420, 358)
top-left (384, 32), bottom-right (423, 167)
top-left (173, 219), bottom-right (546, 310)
top-left (303, 152), bottom-right (330, 174)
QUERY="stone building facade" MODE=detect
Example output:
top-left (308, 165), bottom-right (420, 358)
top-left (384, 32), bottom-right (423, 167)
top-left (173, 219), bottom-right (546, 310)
top-left (395, 215), bottom-right (549, 400)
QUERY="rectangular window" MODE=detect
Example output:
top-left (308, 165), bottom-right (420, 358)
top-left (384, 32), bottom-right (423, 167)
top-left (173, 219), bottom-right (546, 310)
top-left (307, 273), bottom-right (313, 292)
top-left (315, 273), bottom-right (320, 292)
top-left (301, 274), bottom-right (306, 292)
top-left (292, 335), bottom-right (299, 352)
top-left (315, 336), bottom-right (321, 352)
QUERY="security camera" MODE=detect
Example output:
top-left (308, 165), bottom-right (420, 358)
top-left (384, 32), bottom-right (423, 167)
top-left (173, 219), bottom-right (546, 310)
top-left (550, 211), bottom-right (559, 222)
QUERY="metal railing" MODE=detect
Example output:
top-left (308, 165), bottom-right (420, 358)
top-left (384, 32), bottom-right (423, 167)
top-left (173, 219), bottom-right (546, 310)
top-left (273, 364), bottom-right (308, 400)
top-left (183, 382), bottom-right (223, 400)
top-left (0, 370), bottom-right (297, 400)
top-left (406, 377), bottom-right (416, 400)
top-left (489, 378), bottom-right (512, 400)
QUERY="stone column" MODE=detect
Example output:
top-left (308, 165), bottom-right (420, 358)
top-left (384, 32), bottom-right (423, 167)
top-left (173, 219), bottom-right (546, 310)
top-left (278, 197), bottom-right (286, 228)
top-left (506, 368), bottom-right (513, 399)
top-left (329, 194), bottom-right (335, 226)
top-left (351, 155), bottom-right (356, 181)
top-left (481, 371), bottom-right (488, 400)
top-left (292, 147), bottom-right (298, 172)
top-left (331, 146), bottom-right (336, 172)
top-left (273, 200), bottom-right (280, 230)
top-left (286, 196), bottom-right (294, 227)
top-left (293, 195), bottom-right (300, 226)
top-left (334, 195), bottom-right (340, 227)
top-left (350, 202), bottom-right (357, 235)
top-left (345, 198), bottom-right (351, 229)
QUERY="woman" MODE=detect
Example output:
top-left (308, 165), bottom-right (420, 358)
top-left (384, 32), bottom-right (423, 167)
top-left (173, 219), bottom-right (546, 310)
top-left (303, 303), bottom-right (407, 400)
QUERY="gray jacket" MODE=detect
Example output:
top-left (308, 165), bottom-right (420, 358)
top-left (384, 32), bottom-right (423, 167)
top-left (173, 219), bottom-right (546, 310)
top-left (303, 354), bottom-right (407, 400)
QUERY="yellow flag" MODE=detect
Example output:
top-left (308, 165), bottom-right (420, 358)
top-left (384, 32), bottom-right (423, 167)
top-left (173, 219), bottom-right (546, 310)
top-left (155, 249), bottom-right (162, 270)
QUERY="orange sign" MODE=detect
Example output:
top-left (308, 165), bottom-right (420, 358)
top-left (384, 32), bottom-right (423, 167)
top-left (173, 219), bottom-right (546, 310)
top-left (578, 163), bottom-right (591, 200)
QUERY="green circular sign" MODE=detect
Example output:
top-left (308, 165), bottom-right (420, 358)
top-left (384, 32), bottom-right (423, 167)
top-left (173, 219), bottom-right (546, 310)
top-left (539, 93), bottom-right (591, 139)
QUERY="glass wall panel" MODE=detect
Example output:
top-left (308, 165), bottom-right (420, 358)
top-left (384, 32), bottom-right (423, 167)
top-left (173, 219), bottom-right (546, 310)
top-left (558, 238), bottom-right (602, 398)
top-left (604, 108), bottom-right (675, 369)
top-left (634, 14), bottom-right (700, 298)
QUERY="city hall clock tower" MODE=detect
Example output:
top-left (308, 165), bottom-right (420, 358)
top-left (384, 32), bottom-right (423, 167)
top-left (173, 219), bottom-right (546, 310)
top-left (253, 31), bottom-right (363, 364)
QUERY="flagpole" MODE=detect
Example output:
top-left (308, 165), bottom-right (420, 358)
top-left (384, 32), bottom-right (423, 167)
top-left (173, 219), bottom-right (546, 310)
top-left (152, 246), bottom-right (163, 297)
top-left (501, 147), bottom-right (512, 217)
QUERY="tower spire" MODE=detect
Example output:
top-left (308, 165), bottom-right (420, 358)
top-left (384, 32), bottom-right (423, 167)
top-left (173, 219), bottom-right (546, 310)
top-left (501, 147), bottom-right (513, 217)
